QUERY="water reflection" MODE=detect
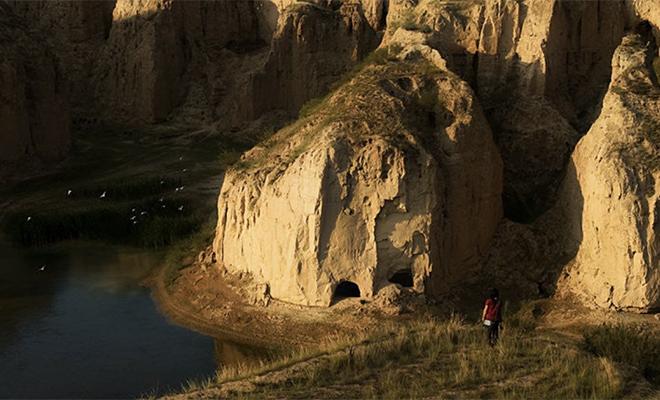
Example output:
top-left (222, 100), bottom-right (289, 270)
top-left (0, 242), bottom-right (217, 399)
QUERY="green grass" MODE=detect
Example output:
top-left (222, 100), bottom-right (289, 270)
top-left (3, 195), bottom-right (201, 248)
top-left (583, 323), bottom-right (660, 385)
top-left (231, 45), bottom-right (409, 173)
top-left (175, 313), bottom-right (633, 399)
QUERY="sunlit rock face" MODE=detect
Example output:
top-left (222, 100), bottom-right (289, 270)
top-left (557, 31), bottom-right (660, 312)
top-left (0, 2), bottom-right (70, 180)
top-left (415, 0), bottom-right (627, 127)
top-left (214, 38), bottom-right (502, 306)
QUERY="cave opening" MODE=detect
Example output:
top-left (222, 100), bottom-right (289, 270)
top-left (389, 270), bottom-right (414, 287)
top-left (333, 281), bottom-right (361, 301)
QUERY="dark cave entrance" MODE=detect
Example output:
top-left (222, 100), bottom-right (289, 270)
top-left (332, 281), bottom-right (361, 302)
top-left (388, 270), bottom-right (414, 287)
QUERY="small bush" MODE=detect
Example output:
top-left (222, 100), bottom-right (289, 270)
top-left (218, 148), bottom-right (244, 167)
top-left (299, 97), bottom-right (326, 119)
top-left (217, 136), bottom-right (255, 167)
top-left (388, 9), bottom-right (431, 34)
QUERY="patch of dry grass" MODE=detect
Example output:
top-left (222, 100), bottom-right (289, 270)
top-left (173, 311), bottom-right (633, 399)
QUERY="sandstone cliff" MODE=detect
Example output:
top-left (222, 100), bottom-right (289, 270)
top-left (213, 37), bottom-right (502, 306)
top-left (244, 1), bottom-right (381, 123)
top-left (414, 0), bottom-right (626, 127)
top-left (557, 30), bottom-right (660, 312)
top-left (0, 2), bottom-right (70, 180)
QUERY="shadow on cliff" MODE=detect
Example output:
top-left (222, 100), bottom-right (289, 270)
top-left (483, 156), bottom-right (584, 315)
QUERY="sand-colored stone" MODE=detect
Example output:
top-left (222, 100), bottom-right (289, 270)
top-left (557, 32), bottom-right (660, 312)
top-left (214, 38), bottom-right (502, 306)
top-left (415, 0), bottom-right (626, 128)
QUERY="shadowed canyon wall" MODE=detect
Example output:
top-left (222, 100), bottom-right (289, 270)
top-left (0, 2), bottom-right (70, 180)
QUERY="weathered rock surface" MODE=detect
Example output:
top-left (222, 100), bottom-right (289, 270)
top-left (415, 0), bottom-right (626, 129)
top-left (214, 39), bottom-right (502, 306)
top-left (244, 1), bottom-right (381, 122)
top-left (96, 0), bottom-right (269, 124)
top-left (557, 31), bottom-right (660, 312)
top-left (0, 2), bottom-right (70, 179)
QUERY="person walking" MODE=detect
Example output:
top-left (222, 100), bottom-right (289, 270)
top-left (482, 288), bottom-right (503, 346)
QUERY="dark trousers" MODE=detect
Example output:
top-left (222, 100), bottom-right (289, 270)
top-left (487, 321), bottom-right (500, 346)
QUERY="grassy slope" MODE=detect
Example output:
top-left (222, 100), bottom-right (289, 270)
top-left (164, 302), bottom-right (660, 400)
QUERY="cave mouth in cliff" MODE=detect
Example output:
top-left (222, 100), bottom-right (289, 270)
top-left (333, 281), bottom-right (361, 301)
top-left (388, 270), bottom-right (413, 287)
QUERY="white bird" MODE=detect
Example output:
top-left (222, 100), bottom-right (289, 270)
top-left (67, 190), bottom-right (72, 196)
top-left (130, 216), bottom-right (136, 221)
top-left (38, 264), bottom-right (45, 271)
top-left (140, 211), bottom-right (147, 216)
top-left (131, 208), bottom-right (136, 213)
top-left (160, 180), bottom-right (165, 185)
top-left (26, 216), bottom-right (32, 222)
top-left (179, 156), bottom-right (184, 161)
top-left (178, 206), bottom-right (184, 211)
top-left (133, 221), bottom-right (138, 225)
top-left (100, 191), bottom-right (106, 199)
top-left (162, 205), bottom-right (166, 208)
top-left (159, 197), bottom-right (164, 202)
top-left (182, 169), bottom-right (187, 172)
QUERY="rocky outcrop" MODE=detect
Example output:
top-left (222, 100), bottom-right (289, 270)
top-left (0, 2), bottom-right (70, 179)
top-left (213, 38), bottom-right (502, 306)
top-left (403, 0), bottom-right (626, 221)
top-left (557, 31), bottom-right (660, 312)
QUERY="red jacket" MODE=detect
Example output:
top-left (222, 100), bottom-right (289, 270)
top-left (484, 298), bottom-right (502, 322)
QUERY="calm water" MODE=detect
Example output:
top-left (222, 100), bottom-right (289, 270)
top-left (0, 242), bottom-right (260, 399)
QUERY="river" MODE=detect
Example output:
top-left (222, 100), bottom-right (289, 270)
top-left (0, 241), bottom-right (260, 399)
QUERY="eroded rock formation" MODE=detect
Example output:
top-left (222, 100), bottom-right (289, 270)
top-left (557, 31), bottom-right (660, 312)
top-left (245, 1), bottom-right (381, 121)
top-left (214, 37), bottom-right (502, 306)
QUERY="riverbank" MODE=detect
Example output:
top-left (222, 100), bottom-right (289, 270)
top-left (150, 242), bottom-right (428, 350)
